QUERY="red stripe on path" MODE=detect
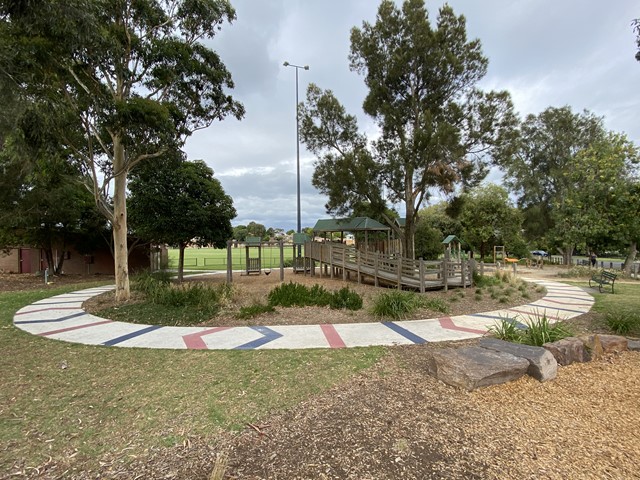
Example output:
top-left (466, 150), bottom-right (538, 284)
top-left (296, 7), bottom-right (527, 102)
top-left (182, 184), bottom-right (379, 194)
top-left (321, 324), bottom-right (346, 348)
top-left (38, 320), bottom-right (113, 336)
top-left (438, 317), bottom-right (486, 335)
top-left (183, 327), bottom-right (232, 349)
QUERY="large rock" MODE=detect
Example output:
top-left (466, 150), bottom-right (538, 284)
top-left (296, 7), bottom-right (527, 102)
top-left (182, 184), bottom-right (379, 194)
top-left (543, 337), bottom-right (590, 365)
top-left (424, 346), bottom-right (530, 391)
top-left (598, 335), bottom-right (628, 353)
top-left (628, 339), bottom-right (640, 351)
top-left (479, 338), bottom-right (558, 382)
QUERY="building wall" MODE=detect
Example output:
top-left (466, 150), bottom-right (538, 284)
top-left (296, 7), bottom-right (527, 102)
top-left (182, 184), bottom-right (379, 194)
top-left (0, 245), bottom-right (150, 275)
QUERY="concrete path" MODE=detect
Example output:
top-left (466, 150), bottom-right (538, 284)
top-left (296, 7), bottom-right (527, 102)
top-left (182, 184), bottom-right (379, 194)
top-left (13, 278), bottom-right (594, 350)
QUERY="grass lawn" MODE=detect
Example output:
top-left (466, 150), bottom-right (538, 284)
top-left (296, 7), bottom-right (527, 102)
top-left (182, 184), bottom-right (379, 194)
top-left (0, 283), bottom-right (384, 475)
top-left (168, 246), bottom-right (296, 271)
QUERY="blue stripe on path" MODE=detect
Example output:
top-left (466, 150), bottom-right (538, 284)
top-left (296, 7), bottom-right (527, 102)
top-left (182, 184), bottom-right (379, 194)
top-left (15, 312), bottom-right (87, 325)
top-left (103, 325), bottom-right (163, 346)
top-left (234, 326), bottom-right (282, 350)
top-left (383, 322), bottom-right (427, 344)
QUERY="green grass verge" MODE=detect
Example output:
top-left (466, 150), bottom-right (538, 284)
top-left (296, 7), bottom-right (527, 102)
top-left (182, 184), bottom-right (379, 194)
top-left (168, 246), bottom-right (295, 271)
top-left (0, 284), bottom-right (385, 474)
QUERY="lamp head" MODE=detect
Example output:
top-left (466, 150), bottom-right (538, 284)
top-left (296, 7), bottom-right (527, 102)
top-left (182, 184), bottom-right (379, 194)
top-left (283, 61), bottom-right (290, 66)
top-left (304, 65), bottom-right (309, 70)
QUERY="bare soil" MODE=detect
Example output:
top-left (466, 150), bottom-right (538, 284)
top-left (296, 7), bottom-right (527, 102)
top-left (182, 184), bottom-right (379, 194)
top-left (83, 269), bottom-right (546, 327)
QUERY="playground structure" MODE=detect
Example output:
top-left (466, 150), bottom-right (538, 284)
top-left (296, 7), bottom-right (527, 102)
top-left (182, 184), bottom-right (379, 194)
top-left (226, 239), bottom-right (286, 282)
top-left (302, 241), bottom-right (473, 292)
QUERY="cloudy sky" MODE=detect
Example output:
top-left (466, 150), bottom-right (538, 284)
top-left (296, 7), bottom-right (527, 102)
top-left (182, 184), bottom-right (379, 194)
top-left (183, 0), bottom-right (640, 232)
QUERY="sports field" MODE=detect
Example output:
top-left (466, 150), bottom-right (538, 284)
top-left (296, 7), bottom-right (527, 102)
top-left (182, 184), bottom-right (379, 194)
top-left (167, 245), bottom-right (296, 271)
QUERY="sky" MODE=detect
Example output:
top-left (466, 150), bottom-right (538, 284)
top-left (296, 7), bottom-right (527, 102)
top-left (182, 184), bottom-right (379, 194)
top-left (183, 0), bottom-right (640, 233)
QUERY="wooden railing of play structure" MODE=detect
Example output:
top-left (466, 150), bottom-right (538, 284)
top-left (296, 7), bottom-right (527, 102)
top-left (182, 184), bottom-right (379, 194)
top-left (302, 241), bottom-right (473, 292)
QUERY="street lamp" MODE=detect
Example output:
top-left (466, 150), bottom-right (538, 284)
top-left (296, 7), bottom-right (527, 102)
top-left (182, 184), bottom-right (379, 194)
top-left (283, 61), bottom-right (309, 257)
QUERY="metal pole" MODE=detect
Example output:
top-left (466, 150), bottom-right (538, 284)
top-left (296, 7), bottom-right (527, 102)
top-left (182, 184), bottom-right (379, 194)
top-left (295, 67), bottom-right (302, 259)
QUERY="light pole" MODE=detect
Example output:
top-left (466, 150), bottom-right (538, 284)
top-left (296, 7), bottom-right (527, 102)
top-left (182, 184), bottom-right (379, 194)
top-left (283, 61), bottom-right (309, 257)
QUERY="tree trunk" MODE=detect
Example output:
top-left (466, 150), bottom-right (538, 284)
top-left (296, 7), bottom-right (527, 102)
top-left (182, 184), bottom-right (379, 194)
top-left (178, 242), bottom-right (185, 283)
top-left (54, 249), bottom-right (65, 275)
top-left (113, 138), bottom-right (130, 302)
top-left (623, 241), bottom-right (637, 274)
top-left (404, 202), bottom-right (416, 260)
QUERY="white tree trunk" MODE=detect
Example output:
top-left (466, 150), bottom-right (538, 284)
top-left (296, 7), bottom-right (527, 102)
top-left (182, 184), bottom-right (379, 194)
top-left (113, 138), bottom-right (130, 302)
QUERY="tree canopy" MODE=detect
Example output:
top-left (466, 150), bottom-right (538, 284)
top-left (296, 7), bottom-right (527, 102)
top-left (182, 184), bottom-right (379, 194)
top-left (1, 0), bottom-right (243, 300)
top-left (300, 0), bottom-right (517, 258)
top-left (128, 155), bottom-right (236, 282)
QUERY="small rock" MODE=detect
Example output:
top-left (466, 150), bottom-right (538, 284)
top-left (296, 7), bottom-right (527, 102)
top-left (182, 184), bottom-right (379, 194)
top-left (627, 339), bottom-right (640, 351)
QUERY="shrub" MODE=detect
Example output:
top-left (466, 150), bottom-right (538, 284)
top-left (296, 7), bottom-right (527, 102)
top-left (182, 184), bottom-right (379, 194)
top-left (473, 271), bottom-right (501, 288)
top-left (267, 282), bottom-right (363, 311)
top-left (236, 304), bottom-right (276, 320)
top-left (371, 290), bottom-right (422, 320)
top-left (606, 309), bottom-right (640, 335)
top-left (422, 297), bottom-right (450, 314)
top-left (329, 287), bottom-right (363, 311)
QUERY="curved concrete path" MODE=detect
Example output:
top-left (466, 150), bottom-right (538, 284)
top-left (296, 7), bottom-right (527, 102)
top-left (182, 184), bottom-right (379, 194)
top-left (13, 279), bottom-right (593, 350)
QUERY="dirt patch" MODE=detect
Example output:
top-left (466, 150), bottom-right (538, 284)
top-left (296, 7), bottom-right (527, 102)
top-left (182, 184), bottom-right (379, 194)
top-left (82, 269), bottom-right (545, 327)
top-left (0, 273), bottom-right (113, 293)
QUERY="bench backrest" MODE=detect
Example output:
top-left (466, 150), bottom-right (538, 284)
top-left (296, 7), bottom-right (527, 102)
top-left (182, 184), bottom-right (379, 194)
top-left (602, 271), bottom-right (617, 280)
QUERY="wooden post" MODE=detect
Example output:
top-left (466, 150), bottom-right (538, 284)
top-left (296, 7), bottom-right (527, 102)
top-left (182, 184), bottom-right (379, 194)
top-left (461, 259), bottom-right (466, 288)
top-left (374, 252), bottom-right (379, 288)
top-left (342, 248), bottom-right (346, 281)
top-left (419, 258), bottom-right (425, 294)
top-left (397, 255), bottom-right (402, 290)
top-left (226, 240), bottom-right (233, 283)
top-left (279, 240), bottom-right (284, 282)
top-left (356, 251), bottom-right (361, 284)
top-left (469, 259), bottom-right (476, 287)
top-left (480, 261), bottom-right (484, 276)
top-left (329, 244), bottom-right (334, 279)
top-left (443, 250), bottom-right (450, 292)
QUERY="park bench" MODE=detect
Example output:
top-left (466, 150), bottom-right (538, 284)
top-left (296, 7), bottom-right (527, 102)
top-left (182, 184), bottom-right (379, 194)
top-left (589, 270), bottom-right (617, 293)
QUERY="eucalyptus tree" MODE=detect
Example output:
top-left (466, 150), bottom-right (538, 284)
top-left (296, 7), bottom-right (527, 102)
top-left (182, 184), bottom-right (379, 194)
top-left (128, 155), bottom-right (236, 283)
top-left (0, 0), bottom-right (244, 300)
top-left (300, 0), bottom-right (517, 258)
top-left (497, 106), bottom-right (608, 262)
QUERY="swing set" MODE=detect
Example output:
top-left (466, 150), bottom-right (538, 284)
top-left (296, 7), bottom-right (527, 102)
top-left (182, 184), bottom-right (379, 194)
top-left (226, 238), bottom-right (286, 282)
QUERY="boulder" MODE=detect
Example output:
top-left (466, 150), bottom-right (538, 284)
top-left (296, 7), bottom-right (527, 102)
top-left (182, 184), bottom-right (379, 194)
top-left (424, 346), bottom-right (530, 391)
top-left (598, 335), bottom-right (628, 354)
top-left (543, 337), bottom-right (590, 365)
top-left (479, 338), bottom-right (558, 382)
top-left (628, 339), bottom-right (640, 352)
top-left (579, 334), bottom-right (604, 361)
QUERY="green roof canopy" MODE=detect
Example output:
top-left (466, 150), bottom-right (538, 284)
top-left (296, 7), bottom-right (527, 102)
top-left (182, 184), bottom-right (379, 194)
top-left (442, 235), bottom-right (460, 244)
top-left (312, 217), bottom-right (390, 233)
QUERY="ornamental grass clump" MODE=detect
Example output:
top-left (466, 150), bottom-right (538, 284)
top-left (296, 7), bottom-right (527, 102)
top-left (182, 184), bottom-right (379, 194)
top-left (371, 290), bottom-right (423, 319)
top-left (488, 313), bottom-right (573, 346)
top-left (267, 282), bottom-right (362, 311)
top-left (606, 309), bottom-right (640, 335)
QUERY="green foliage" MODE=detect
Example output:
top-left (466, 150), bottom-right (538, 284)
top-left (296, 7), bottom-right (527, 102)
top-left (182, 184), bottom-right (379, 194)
top-left (1, 0), bottom-right (244, 299)
top-left (371, 291), bottom-right (423, 319)
top-left (131, 271), bottom-right (232, 318)
top-left (488, 314), bottom-right (573, 346)
top-left (300, 0), bottom-right (517, 258)
top-left (487, 317), bottom-right (522, 343)
top-left (605, 310), bottom-right (640, 335)
top-left (521, 315), bottom-right (573, 347)
top-left (422, 297), bottom-right (451, 314)
top-left (473, 272), bottom-right (502, 288)
top-left (329, 287), bottom-right (364, 310)
top-left (236, 304), bottom-right (276, 320)
top-left (267, 282), bottom-right (363, 311)
top-left (459, 184), bottom-right (524, 259)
